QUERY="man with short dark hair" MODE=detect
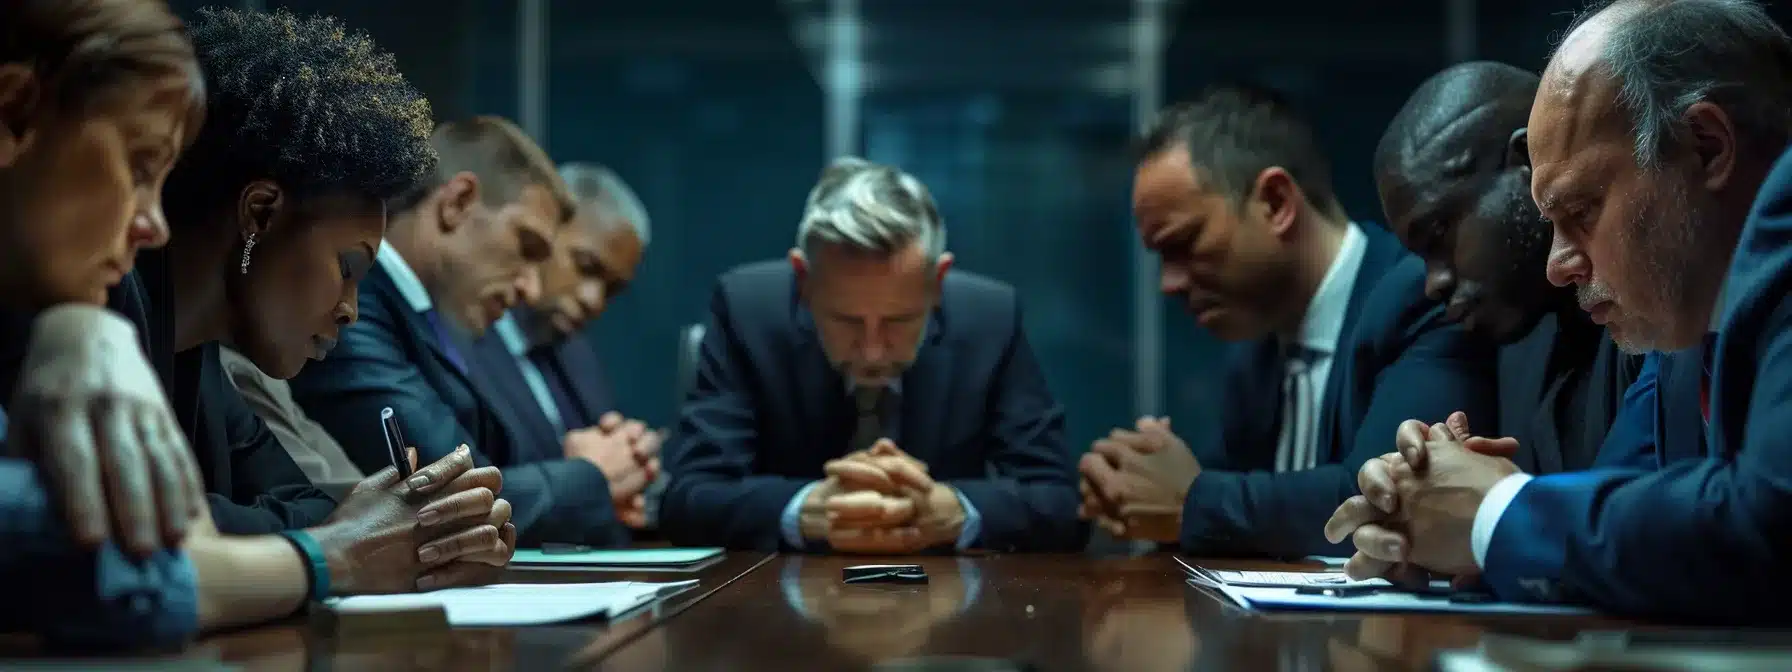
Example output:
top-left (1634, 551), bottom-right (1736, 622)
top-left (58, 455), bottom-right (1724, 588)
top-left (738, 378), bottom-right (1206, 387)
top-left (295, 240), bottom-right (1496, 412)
top-left (290, 117), bottom-right (648, 547)
top-left (1328, 0), bottom-right (1792, 620)
top-left (1078, 85), bottom-right (1496, 556)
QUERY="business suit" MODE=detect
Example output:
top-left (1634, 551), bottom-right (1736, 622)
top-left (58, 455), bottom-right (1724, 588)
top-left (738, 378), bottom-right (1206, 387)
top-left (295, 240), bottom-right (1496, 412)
top-left (1479, 145), bottom-right (1792, 621)
top-left (1179, 227), bottom-right (1497, 558)
top-left (0, 458), bottom-right (198, 651)
top-left (660, 261), bottom-right (1083, 552)
top-left (469, 318), bottom-right (618, 452)
top-left (1495, 312), bottom-right (1638, 474)
top-left (287, 246), bottom-right (628, 547)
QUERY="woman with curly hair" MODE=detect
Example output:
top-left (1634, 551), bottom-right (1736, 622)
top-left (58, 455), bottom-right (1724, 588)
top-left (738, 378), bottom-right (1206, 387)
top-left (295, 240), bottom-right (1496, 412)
top-left (114, 5), bottom-right (513, 608)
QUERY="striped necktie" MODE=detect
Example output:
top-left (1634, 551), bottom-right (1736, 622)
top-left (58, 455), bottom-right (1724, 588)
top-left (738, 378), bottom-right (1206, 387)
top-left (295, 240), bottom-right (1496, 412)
top-left (1274, 342), bottom-right (1320, 472)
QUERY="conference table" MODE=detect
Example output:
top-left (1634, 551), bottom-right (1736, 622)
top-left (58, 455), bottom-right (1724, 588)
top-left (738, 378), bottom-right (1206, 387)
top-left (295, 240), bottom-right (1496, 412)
top-left (178, 551), bottom-right (1633, 671)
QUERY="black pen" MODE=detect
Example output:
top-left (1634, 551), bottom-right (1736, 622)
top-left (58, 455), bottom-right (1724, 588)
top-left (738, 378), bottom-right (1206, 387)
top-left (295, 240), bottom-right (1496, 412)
top-left (381, 407), bottom-right (414, 479)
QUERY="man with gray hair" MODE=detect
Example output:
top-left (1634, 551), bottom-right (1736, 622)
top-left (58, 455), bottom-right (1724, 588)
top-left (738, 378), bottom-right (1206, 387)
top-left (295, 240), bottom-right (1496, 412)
top-left (1326, 0), bottom-right (1792, 620)
top-left (473, 162), bottom-right (657, 527)
top-left (660, 157), bottom-right (1083, 554)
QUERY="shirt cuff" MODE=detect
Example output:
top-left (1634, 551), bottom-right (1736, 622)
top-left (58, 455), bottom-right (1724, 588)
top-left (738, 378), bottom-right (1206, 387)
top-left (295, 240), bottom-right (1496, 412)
top-left (1471, 472), bottom-right (1534, 570)
top-left (780, 482), bottom-right (821, 549)
top-left (953, 489), bottom-right (982, 551)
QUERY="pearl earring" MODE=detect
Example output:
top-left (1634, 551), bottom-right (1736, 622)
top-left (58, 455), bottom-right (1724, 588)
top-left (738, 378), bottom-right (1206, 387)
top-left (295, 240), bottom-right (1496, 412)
top-left (240, 233), bottom-right (258, 274)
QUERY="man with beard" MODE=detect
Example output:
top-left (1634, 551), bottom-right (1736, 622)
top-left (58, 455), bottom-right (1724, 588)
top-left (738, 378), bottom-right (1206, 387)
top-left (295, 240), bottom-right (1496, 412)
top-left (1077, 84), bottom-right (1496, 557)
top-left (1326, 0), bottom-right (1792, 620)
top-left (1376, 61), bottom-right (1641, 473)
top-left (472, 162), bottom-right (656, 529)
top-left (659, 157), bottom-right (1083, 554)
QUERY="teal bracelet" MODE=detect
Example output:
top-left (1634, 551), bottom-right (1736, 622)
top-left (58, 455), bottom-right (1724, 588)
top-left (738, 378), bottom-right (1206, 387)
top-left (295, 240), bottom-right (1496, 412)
top-left (276, 530), bottom-right (332, 602)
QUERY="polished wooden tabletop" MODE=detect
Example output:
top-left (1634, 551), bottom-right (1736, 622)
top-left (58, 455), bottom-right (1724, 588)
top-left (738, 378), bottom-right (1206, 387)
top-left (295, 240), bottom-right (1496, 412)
top-left (35, 552), bottom-right (1629, 670)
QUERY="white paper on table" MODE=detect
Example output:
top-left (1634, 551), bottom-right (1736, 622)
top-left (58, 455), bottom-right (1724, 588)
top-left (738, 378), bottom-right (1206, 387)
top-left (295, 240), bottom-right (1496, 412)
top-left (1208, 582), bottom-right (1596, 616)
top-left (325, 580), bottom-right (699, 627)
top-left (1304, 555), bottom-right (1350, 568)
top-left (1199, 569), bottom-right (1390, 589)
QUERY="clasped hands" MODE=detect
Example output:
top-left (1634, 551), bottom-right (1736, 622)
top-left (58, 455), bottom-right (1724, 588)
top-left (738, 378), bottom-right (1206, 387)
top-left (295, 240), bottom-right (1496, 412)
top-left (1077, 416), bottom-right (1200, 543)
top-left (802, 439), bottom-right (965, 554)
top-left (565, 411), bottom-right (662, 528)
top-left (1322, 411), bottom-right (1520, 585)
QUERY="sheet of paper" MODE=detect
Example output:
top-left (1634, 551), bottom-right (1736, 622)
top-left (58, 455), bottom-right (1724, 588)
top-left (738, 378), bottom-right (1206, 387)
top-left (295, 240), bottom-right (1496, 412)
top-left (326, 580), bottom-right (699, 627)
top-left (1201, 569), bottom-right (1390, 589)
top-left (1207, 582), bottom-right (1596, 616)
top-left (510, 547), bottom-right (724, 567)
top-left (1304, 555), bottom-right (1350, 568)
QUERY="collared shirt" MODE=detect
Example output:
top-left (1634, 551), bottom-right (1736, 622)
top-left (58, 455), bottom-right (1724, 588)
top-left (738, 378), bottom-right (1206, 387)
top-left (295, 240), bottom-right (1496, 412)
top-left (375, 241), bottom-right (433, 314)
top-left (492, 313), bottom-right (565, 432)
top-left (1273, 221), bottom-right (1367, 472)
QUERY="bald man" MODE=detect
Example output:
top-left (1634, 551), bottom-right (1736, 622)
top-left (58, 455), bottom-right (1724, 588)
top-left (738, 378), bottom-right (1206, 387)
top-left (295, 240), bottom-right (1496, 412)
top-left (1327, 0), bottom-right (1792, 621)
top-left (1375, 61), bottom-right (1642, 472)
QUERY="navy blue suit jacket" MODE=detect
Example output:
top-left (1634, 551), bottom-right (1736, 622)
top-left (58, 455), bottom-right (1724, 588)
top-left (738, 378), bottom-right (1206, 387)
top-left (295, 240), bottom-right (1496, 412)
top-left (660, 261), bottom-right (1083, 552)
top-left (286, 265), bottom-right (628, 547)
top-left (1593, 346), bottom-right (1710, 470)
top-left (1180, 228), bottom-right (1497, 557)
top-left (1481, 145), bottom-right (1792, 621)
top-left (470, 329), bottom-right (618, 449)
top-left (1496, 312), bottom-right (1638, 474)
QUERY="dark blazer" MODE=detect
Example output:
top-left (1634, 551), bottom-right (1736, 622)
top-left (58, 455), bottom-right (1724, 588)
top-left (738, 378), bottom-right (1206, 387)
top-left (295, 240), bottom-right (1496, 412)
top-left (1480, 144), bottom-right (1792, 622)
top-left (659, 261), bottom-right (1083, 552)
top-left (1589, 345), bottom-right (1710, 470)
top-left (470, 327), bottom-right (618, 448)
top-left (286, 263), bottom-right (628, 547)
top-left (1179, 227), bottom-right (1498, 557)
top-left (0, 255), bottom-right (340, 534)
top-left (1495, 312), bottom-right (1638, 474)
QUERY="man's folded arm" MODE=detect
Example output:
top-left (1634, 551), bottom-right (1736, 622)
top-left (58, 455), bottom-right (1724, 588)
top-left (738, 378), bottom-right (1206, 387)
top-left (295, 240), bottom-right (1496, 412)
top-left (659, 290), bottom-right (810, 551)
top-left (946, 307), bottom-right (1084, 553)
top-left (1478, 327), bottom-right (1792, 621)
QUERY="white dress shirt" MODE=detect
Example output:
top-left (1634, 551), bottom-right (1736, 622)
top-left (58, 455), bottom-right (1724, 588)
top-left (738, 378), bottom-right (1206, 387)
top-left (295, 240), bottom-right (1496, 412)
top-left (1273, 221), bottom-right (1367, 472)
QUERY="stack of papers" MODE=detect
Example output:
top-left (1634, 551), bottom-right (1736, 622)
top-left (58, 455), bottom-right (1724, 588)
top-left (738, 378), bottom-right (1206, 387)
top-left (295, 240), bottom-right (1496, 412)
top-left (325, 580), bottom-right (699, 626)
top-left (509, 547), bottom-right (724, 570)
top-left (1177, 558), bottom-right (1595, 616)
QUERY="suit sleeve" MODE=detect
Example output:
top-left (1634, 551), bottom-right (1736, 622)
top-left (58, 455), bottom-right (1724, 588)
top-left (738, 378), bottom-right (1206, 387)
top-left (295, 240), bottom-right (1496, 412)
top-left (287, 292), bottom-right (627, 547)
top-left (943, 297), bottom-right (1086, 552)
top-left (659, 282), bottom-right (814, 551)
top-left (200, 373), bottom-right (337, 534)
top-left (1480, 305), bottom-right (1792, 622)
top-left (1179, 260), bottom-right (1498, 557)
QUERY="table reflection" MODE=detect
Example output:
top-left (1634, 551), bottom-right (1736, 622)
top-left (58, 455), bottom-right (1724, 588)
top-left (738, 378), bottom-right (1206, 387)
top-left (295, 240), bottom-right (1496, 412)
top-left (1325, 615), bottom-right (1486, 672)
top-left (780, 557), bottom-right (981, 661)
top-left (1081, 562), bottom-right (1198, 672)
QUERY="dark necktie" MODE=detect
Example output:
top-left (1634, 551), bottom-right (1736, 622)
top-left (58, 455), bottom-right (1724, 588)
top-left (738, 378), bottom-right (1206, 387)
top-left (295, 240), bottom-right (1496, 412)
top-left (849, 386), bottom-right (887, 454)
top-left (424, 310), bottom-right (467, 374)
top-left (1700, 333), bottom-right (1716, 425)
top-left (530, 348), bottom-right (589, 431)
top-left (1275, 342), bottom-right (1319, 472)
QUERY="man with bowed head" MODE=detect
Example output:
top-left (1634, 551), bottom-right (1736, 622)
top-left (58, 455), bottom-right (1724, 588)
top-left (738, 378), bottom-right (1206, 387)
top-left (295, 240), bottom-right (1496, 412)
top-left (660, 157), bottom-right (1083, 553)
top-left (1326, 0), bottom-right (1792, 621)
